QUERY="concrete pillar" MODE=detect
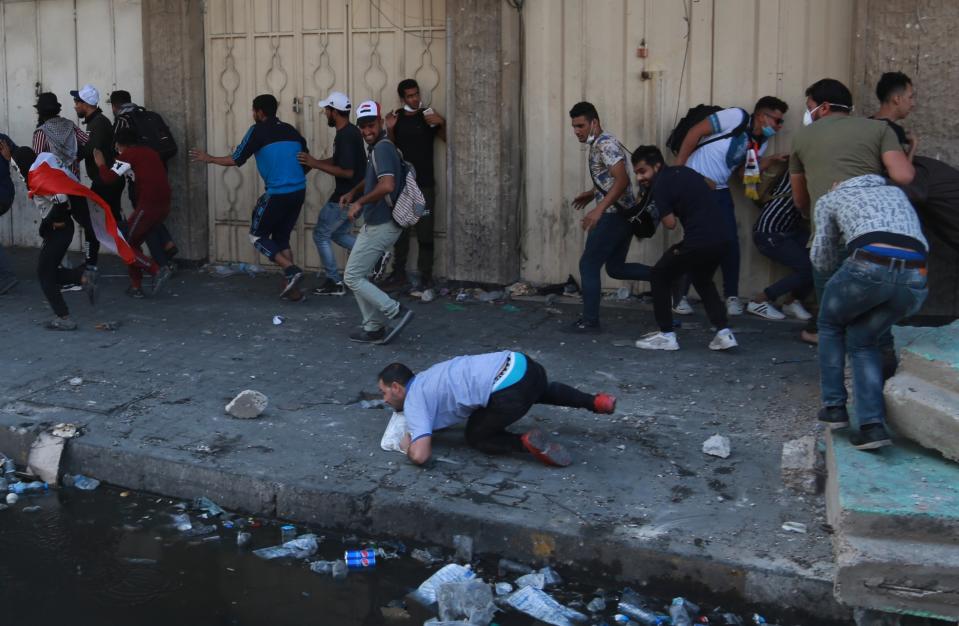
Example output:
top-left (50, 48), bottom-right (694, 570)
top-left (141, 0), bottom-right (208, 262)
top-left (446, 0), bottom-right (522, 284)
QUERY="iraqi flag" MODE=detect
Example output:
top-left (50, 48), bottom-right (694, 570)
top-left (28, 154), bottom-right (137, 265)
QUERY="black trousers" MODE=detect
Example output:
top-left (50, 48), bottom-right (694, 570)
top-left (652, 242), bottom-right (730, 332)
top-left (38, 219), bottom-right (83, 317)
top-left (465, 355), bottom-right (595, 455)
top-left (393, 186), bottom-right (436, 283)
top-left (69, 195), bottom-right (99, 268)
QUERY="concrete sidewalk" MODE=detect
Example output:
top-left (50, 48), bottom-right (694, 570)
top-left (0, 248), bottom-right (843, 621)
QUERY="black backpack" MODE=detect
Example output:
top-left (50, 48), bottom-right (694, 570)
top-left (124, 107), bottom-right (178, 161)
top-left (666, 105), bottom-right (749, 155)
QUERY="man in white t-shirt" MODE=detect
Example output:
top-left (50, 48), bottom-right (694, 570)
top-left (377, 352), bottom-right (617, 467)
top-left (674, 96), bottom-right (789, 316)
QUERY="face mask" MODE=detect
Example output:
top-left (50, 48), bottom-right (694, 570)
top-left (803, 103), bottom-right (824, 126)
top-left (586, 121), bottom-right (598, 144)
top-left (761, 125), bottom-right (777, 138)
top-left (403, 104), bottom-right (419, 113)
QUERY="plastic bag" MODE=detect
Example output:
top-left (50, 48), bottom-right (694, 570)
top-left (380, 411), bottom-right (408, 453)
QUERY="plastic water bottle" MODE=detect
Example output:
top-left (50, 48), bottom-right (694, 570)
top-left (670, 597), bottom-right (694, 626)
top-left (3, 457), bottom-right (16, 481)
top-left (618, 589), bottom-right (669, 626)
top-left (70, 475), bottom-right (101, 491)
top-left (9, 481), bottom-right (48, 494)
top-left (280, 524), bottom-right (296, 543)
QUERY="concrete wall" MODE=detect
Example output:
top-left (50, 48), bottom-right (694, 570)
top-left (447, 0), bottom-right (522, 284)
top-left (852, 0), bottom-right (959, 317)
top-left (141, 0), bottom-right (208, 261)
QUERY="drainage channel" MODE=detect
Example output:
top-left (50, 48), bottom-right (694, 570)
top-left (0, 482), bottom-right (851, 626)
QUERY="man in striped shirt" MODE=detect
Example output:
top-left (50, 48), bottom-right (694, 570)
top-left (745, 171), bottom-right (813, 321)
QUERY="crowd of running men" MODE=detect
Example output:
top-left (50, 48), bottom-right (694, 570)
top-left (0, 72), bottom-right (947, 461)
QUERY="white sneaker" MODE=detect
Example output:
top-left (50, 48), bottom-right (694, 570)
top-left (709, 329), bottom-right (738, 350)
top-left (746, 301), bottom-right (786, 320)
top-left (672, 296), bottom-right (694, 315)
top-left (782, 300), bottom-right (813, 321)
top-left (725, 296), bottom-right (744, 316)
top-left (635, 331), bottom-right (680, 351)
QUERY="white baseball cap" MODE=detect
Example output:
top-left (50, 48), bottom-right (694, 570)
top-left (355, 100), bottom-right (381, 121)
top-left (318, 91), bottom-right (351, 113)
top-left (70, 84), bottom-right (100, 106)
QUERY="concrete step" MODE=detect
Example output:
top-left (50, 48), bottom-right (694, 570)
top-left (825, 430), bottom-right (959, 619)
top-left (885, 372), bottom-right (959, 463)
top-left (893, 321), bottom-right (959, 395)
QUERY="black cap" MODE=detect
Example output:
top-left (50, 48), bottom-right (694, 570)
top-left (34, 92), bottom-right (61, 113)
top-left (108, 90), bottom-right (132, 105)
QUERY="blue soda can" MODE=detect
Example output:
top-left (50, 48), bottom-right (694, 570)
top-left (344, 549), bottom-right (377, 568)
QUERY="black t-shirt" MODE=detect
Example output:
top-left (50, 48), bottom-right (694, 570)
top-left (650, 166), bottom-right (731, 248)
top-left (393, 110), bottom-right (437, 188)
top-left (330, 123), bottom-right (366, 204)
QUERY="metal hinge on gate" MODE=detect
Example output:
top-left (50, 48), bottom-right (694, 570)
top-left (292, 97), bottom-right (301, 114)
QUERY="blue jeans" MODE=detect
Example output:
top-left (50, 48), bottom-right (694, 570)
top-left (753, 230), bottom-right (813, 301)
top-left (579, 212), bottom-right (652, 324)
top-left (818, 254), bottom-right (928, 428)
top-left (312, 201), bottom-right (356, 282)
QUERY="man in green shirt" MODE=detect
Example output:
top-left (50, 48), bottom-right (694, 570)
top-left (789, 78), bottom-right (914, 347)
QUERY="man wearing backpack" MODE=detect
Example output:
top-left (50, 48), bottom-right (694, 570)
top-left (339, 100), bottom-right (415, 345)
top-left (567, 101), bottom-right (651, 334)
top-left (673, 96), bottom-right (789, 316)
top-left (109, 90), bottom-right (179, 269)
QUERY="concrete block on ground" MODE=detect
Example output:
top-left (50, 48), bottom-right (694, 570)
top-left (885, 373), bottom-right (959, 463)
top-left (26, 432), bottom-right (64, 485)
top-left (781, 435), bottom-right (821, 494)
top-left (826, 430), bottom-right (959, 619)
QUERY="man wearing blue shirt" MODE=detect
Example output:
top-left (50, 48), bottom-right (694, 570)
top-left (339, 100), bottom-right (414, 345)
top-left (0, 133), bottom-right (19, 294)
top-left (191, 94), bottom-right (308, 297)
top-left (377, 352), bottom-right (617, 466)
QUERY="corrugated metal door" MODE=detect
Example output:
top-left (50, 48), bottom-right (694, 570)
top-left (204, 0), bottom-right (447, 274)
top-left (0, 0), bottom-right (144, 248)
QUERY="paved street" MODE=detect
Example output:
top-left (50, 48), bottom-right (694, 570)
top-left (0, 248), bottom-right (840, 616)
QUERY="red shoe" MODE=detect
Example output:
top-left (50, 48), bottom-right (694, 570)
top-left (593, 393), bottom-right (617, 414)
top-left (520, 429), bottom-right (572, 467)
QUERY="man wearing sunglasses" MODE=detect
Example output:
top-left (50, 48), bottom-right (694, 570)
top-left (674, 96), bottom-right (790, 317)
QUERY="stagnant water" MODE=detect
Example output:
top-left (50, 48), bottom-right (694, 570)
top-left (0, 484), bottom-right (856, 626)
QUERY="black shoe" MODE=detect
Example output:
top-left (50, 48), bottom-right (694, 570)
top-left (849, 424), bottom-right (893, 450)
top-left (281, 265), bottom-right (304, 297)
top-left (381, 305), bottom-right (415, 345)
top-left (562, 317), bottom-right (600, 334)
top-left (349, 328), bottom-right (386, 343)
top-left (126, 287), bottom-right (146, 299)
top-left (371, 251), bottom-right (392, 283)
top-left (312, 278), bottom-right (346, 296)
top-left (817, 405), bottom-right (850, 429)
top-left (166, 245), bottom-right (179, 260)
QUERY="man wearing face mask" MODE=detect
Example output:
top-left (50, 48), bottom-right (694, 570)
top-left (298, 91), bottom-right (366, 296)
top-left (673, 96), bottom-right (790, 317)
top-left (567, 101), bottom-right (649, 334)
top-left (382, 79), bottom-right (445, 295)
top-left (790, 78), bottom-right (914, 361)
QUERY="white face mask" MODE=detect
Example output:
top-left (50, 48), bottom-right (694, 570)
top-left (802, 103), bottom-right (824, 126)
top-left (586, 120), bottom-right (599, 144)
top-left (403, 104), bottom-right (419, 113)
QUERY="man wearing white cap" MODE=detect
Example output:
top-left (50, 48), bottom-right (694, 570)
top-left (297, 91), bottom-right (366, 296)
top-left (339, 100), bottom-right (414, 344)
top-left (72, 84), bottom-right (125, 230)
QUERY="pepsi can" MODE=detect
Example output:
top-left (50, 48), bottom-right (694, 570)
top-left (344, 549), bottom-right (376, 569)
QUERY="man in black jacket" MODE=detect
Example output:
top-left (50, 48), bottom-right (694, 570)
top-left (72, 84), bottom-right (125, 230)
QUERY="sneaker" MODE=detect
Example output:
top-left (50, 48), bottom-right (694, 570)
top-left (520, 429), bottom-right (572, 467)
top-left (60, 283), bottom-right (83, 292)
top-left (420, 288), bottom-right (436, 303)
top-left (126, 287), bottom-right (146, 299)
top-left (563, 318), bottom-right (600, 334)
top-left (782, 300), bottom-right (813, 321)
top-left (46, 316), bottom-right (77, 331)
top-left (282, 287), bottom-right (306, 303)
top-left (817, 405), bottom-right (850, 429)
top-left (725, 296), bottom-right (744, 316)
top-left (708, 328), bottom-right (738, 350)
top-left (371, 251), bottom-right (392, 283)
top-left (280, 265), bottom-right (304, 297)
top-left (672, 296), bottom-right (694, 316)
top-left (593, 393), bottom-right (617, 414)
top-left (381, 305), bottom-right (415, 345)
top-left (746, 300), bottom-right (786, 320)
top-left (0, 276), bottom-right (18, 295)
top-left (635, 331), bottom-right (680, 351)
top-left (849, 423), bottom-right (893, 450)
top-left (312, 278), bottom-right (346, 296)
top-left (349, 328), bottom-right (386, 343)
top-left (151, 265), bottom-right (173, 296)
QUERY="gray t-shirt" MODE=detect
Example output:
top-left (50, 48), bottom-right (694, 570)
top-left (363, 135), bottom-right (402, 225)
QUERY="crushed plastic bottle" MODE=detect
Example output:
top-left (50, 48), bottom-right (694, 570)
top-left (504, 585), bottom-right (588, 626)
top-left (194, 496), bottom-right (225, 517)
top-left (9, 481), bottom-right (48, 495)
top-left (332, 559), bottom-right (348, 580)
top-left (69, 475), bottom-right (101, 491)
top-left (236, 532), bottom-right (252, 548)
top-left (172, 513), bottom-right (192, 532)
top-left (618, 589), bottom-right (669, 626)
top-left (436, 580), bottom-right (495, 624)
top-left (670, 597), bottom-right (699, 626)
top-left (309, 560), bottom-right (334, 575)
top-left (409, 564), bottom-right (476, 606)
top-left (252, 533), bottom-right (319, 560)
top-left (587, 597), bottom-right (607, 613)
